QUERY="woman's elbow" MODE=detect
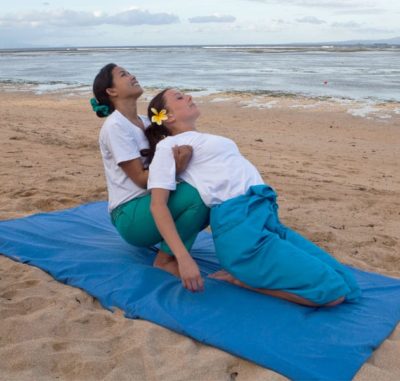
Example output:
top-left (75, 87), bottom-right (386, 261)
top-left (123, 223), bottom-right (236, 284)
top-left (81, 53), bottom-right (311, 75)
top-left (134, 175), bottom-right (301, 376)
top-left (134, 172), bottom-right (148, 189)
top-left (150, 189), bottom-right (170, 216)
top-left (138, 179), bottom-right (147, 189)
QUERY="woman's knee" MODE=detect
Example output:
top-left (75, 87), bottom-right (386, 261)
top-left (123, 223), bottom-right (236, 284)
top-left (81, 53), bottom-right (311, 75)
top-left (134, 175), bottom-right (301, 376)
top-left (172, 182), bottom-right (210, 224)
top-left (175, 182), bottom-right (204, 207)
top-left (115, 217), bottom-right (160, 247)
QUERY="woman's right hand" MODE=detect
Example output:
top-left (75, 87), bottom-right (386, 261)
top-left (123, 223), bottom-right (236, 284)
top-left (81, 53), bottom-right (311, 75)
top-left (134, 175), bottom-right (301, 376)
top-left (173, 145), bottom-right (193, 174)
top-left (177, 254), bottom-right (204, 292)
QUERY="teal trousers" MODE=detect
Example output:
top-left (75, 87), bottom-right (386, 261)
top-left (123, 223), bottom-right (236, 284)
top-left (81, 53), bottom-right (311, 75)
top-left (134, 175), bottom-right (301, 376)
top-left (111, 182), bottom-right (209, 255)
top-left (210, 184), bottom-right (361, 305)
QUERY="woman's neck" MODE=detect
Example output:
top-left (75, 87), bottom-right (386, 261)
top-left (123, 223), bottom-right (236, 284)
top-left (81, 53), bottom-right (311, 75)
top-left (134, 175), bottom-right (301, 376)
top-left (171, 120), bottom-right (197, 135)
top-left (114, 98), bottom-right (143, 127)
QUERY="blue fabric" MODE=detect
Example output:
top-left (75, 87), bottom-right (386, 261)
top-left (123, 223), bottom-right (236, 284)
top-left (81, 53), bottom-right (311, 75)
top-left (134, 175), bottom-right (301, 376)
top-left (211, 185), bottom-right (361, 304)
top-left (1, 201), bottom-right (400, 381)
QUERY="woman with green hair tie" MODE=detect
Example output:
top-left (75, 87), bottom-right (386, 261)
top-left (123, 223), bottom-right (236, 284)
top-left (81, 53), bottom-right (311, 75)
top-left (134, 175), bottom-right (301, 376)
top-left (91, 64), bottom-right (209, 278)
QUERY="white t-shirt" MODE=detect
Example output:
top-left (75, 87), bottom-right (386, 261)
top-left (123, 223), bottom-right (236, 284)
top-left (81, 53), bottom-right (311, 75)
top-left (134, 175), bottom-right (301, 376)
top-left (99, 110), bottom-right (151, 212)
top-left (148, 131), bottom-right (264, 207)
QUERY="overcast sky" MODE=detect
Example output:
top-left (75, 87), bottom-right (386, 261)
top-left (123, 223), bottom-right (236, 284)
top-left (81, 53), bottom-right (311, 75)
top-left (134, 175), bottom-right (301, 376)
top-left (1, 0), bottom-right (399, 48)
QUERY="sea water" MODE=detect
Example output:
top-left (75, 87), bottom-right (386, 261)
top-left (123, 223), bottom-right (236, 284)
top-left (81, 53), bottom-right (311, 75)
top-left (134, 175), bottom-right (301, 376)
top-left (0, 45), bottom-right (399, 102)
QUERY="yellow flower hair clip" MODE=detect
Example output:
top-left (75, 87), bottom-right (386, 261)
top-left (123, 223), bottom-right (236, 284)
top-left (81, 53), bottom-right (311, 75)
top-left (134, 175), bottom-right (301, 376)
top-left (151, 108), bottom-right (168, 125)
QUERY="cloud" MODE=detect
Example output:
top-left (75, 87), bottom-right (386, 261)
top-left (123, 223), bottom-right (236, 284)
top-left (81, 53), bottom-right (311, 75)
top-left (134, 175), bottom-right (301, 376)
top-left (188, 15), bottom-right (236, 23)
top-left (356, 27), bottom-right (397, 34)
top-left (0, 10), bottom-right (96, 28)
top-left (272, 18), bottom-right (289, 24)
top-left (0, 8), bottom-right (180, 29)
top-left (331, 21), bottom-right (362, 28)
top-left (107, 9), bottom-right (179, 26)
top-left (248, 0), bottom-right (375, 8)
top-left (334, 8), bottom-right (387, 15)
top-left (296, 16), bottom-right (326, 24)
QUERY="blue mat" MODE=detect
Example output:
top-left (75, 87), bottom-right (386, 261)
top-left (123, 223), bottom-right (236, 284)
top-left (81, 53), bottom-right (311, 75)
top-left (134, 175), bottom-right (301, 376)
top-left (1, 202), bottom-right (400, 381)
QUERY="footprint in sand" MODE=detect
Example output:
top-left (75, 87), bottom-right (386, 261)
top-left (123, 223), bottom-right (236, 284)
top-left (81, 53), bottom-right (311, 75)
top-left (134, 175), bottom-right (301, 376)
top-left (2, 279), bottom-right (40, 293)
top-left (47, 176), bottom-right (70, 183)
top-left (32, 198), bottom-right (74, 210)
top-left (1, 296), bottom-right (50, 318)
top-left (377, 235), bottom-right (397, 248)
top-left (12, 189), bottom-right (37, 198)
top-left (308, 231), bottom-right (336, 243)
top-left (52, 342), bottom-right (69, 352)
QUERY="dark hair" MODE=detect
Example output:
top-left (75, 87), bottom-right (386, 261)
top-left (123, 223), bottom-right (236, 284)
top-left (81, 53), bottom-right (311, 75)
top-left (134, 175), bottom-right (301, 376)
top-left (141, 88), bottom-right (172, 163)
top-left (92, 63), bottom-right (117, 118)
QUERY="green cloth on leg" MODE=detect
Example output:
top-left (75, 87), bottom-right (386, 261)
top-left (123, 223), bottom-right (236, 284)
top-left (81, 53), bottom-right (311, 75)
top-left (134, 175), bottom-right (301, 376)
top-left (113, 182), bottom-right (209, 255)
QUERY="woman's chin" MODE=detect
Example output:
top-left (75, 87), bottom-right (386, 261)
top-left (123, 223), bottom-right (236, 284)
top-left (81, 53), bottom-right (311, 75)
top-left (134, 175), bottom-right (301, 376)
top-left (135, 86), bottom-right (144, 97)
top-left (128, 85), bottom-right (143, 99)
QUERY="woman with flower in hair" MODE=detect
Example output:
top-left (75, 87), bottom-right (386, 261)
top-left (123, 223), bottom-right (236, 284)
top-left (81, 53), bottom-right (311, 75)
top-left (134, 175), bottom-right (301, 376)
top-left (144, 88), bottom-right (361, 306)
top-left (91, 64), bottom-right (209, 278)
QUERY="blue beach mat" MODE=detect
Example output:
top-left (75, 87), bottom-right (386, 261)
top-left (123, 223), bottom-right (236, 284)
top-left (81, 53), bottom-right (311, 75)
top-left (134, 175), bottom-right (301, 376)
top-left (1, 202), bottom-right (400, 381)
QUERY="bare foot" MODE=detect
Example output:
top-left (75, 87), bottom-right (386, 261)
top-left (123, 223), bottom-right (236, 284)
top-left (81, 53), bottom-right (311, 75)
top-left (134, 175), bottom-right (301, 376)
top-left (325, 297), bottom-right (345, 307)
top-left (208, 270), bottom-right (344, 307)
top-left (208, 270), bottom-right (244, 287)
top-left (153, 251), bottom-right (180, 277)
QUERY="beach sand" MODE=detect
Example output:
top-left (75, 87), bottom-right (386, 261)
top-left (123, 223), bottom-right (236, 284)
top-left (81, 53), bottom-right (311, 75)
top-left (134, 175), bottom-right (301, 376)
top-left (0, 88), bottom-right (399, 380)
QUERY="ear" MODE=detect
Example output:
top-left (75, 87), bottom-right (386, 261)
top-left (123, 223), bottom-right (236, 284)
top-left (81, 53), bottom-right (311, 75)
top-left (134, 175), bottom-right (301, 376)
top-left (106, 87), bottom-right (118, 97)
top-left (165, 113), bottom-right (176, 124)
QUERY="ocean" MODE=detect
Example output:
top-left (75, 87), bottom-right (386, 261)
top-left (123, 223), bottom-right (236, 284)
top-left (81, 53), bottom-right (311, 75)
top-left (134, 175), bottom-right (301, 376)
top-left (0, 45), bottom-right (399, 102)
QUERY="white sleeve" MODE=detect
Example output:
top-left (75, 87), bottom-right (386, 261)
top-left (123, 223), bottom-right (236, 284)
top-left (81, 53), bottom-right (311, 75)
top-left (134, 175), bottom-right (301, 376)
top-left (148, 144), bottom-right (176, 191)
top-left (106, 122), bottom-right (141, 164)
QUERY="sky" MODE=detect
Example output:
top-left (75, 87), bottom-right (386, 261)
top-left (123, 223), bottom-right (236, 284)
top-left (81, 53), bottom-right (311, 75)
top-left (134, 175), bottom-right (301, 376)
top-left (0, 0), bottom-right (399, 48)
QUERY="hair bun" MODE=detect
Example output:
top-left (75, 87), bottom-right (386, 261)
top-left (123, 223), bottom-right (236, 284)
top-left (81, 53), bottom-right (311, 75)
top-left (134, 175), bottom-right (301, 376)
top-left (90, 98), bottom-right (111, 117)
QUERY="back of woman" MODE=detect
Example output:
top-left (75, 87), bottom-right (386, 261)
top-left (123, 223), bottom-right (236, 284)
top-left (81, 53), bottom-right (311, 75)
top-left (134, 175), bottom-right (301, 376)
top-left (148, 130), bottom-right (263, 206)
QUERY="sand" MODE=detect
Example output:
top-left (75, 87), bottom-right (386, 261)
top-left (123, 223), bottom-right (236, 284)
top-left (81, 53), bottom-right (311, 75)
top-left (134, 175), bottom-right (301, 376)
top-left (0, 87), bottom-right (399, 380)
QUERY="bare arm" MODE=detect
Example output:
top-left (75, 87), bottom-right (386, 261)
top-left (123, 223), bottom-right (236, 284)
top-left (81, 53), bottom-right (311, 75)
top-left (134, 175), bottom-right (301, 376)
top-left (150, 188), bottom-right (204, 292)
top-left (119, 158), bottom-right (148, 188)
top-left (173, 145), bottom-right (193, 174)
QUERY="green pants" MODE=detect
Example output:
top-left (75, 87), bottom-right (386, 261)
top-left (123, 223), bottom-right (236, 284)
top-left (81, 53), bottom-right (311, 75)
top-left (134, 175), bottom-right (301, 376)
top-left (111, 182), bottom-right (210, 255)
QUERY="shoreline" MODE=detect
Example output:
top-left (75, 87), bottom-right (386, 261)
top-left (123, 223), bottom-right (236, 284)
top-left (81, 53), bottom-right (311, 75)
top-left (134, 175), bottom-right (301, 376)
top-left (2, 83), bottom-right (400, 105)
top-left (0, 89), bottom-right (399, 380)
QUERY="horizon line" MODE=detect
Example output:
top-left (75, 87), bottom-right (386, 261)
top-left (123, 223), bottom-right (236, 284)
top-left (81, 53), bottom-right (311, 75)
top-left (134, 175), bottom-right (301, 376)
top-left (1, 41), bottom-right (400, 51)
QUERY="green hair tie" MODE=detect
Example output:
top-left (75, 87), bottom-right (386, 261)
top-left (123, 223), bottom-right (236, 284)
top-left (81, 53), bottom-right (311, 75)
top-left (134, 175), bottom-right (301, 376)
top-left (90, 97), bottom-right (110, 116)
